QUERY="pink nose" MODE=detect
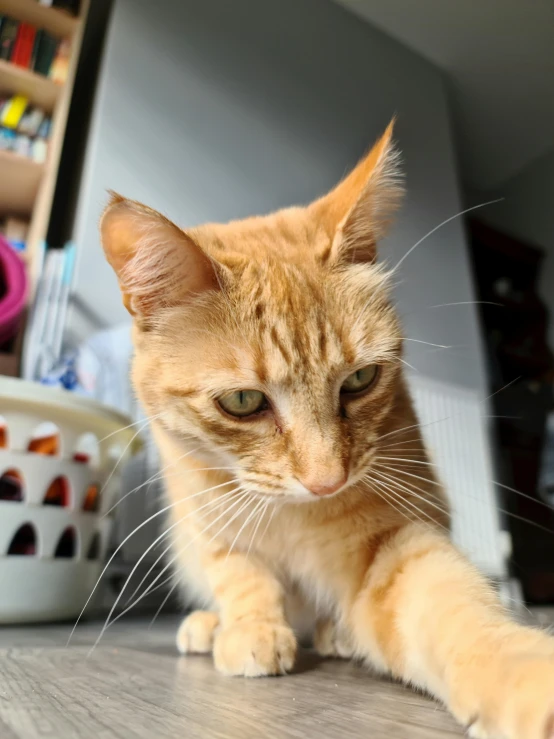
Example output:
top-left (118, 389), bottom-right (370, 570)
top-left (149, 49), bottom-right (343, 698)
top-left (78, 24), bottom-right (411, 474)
top-left (300, 473), bottom-right (348, 497)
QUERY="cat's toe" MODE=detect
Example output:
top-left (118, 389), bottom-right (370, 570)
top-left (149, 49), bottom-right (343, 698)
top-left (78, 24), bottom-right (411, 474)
top-left (314, 618), bottom-right (354, 659)
top-left (177, 610), bottom-right (220, 654)
top-left (213, 621), bottom-right (297, 677)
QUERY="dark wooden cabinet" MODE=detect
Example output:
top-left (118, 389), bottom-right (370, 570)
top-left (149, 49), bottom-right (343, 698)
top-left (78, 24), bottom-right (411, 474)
top-left (468, 220), bottom-right (554, 602)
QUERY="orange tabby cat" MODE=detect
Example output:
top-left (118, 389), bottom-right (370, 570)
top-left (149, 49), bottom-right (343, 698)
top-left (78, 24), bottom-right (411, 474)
top-left (101, 121), bottom-right (554, 739)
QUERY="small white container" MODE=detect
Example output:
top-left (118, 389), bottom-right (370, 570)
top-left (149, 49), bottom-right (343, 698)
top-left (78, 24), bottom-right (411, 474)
top-left (0, 377), bottom-right (140, 624)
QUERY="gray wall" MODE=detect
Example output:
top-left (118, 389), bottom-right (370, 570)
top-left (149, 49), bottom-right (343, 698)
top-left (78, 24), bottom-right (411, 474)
top-left (477, 148), bottom-right (554, 351)
top-left (70, 0), bottom-right (487, 391)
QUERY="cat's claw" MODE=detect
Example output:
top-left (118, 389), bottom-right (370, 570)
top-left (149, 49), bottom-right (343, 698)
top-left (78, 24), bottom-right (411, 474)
top-left (213, 621), bottom-right (297, 677)
top-left (177, 610), bottom-right (220, 654)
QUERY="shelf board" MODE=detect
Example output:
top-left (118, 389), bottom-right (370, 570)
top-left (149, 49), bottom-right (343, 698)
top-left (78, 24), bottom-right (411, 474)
top-left (0, 150), bottom-right (44, 217)
top-left (0, 60), bottom-right (59, 114)
top-left (0, 0), bottom-right (78, 39)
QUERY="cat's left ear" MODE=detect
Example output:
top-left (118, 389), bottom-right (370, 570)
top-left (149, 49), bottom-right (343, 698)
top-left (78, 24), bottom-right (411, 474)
top-left (100, 194), bottom-right (219, 325)
top-left (313, 118), bottom-right (404, 265)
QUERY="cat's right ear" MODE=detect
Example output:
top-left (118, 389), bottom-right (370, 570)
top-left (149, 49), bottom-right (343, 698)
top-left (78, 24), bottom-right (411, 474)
top-left (100, 194), bottom-right (218, 324)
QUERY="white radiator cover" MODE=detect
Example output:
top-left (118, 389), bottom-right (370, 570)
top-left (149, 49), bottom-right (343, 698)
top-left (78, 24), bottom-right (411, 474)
top-left (408, 374), bottom-right (507, 579)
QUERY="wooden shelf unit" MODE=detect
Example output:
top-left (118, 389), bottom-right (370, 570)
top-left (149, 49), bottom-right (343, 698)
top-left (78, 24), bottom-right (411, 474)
top-left (0, 59), bottom-right (60, 113)
top-left (0, 0), bottom-right (89, 296)
top-left (0, 0), bottom-right (77, 39)
top-left (0, 150), bottom-right (44, 215)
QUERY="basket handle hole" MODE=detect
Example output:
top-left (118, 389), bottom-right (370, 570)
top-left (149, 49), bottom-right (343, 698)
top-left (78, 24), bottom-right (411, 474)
top-left (0, 416), bottom-right (8, 448)
top-left (83, 483), bottom-right (100, 512)
top-left (7, 523), bottom-right (37, 555)
top-left (54, 527), bottom-right (77, 558)
top-left (74, 433), bottom-right (100, 467)
top-left (28, 422), bottom-right (61, 456)
top-left (0, 468), bottom-right (23, 502)
top-left (43, 476), bottom-right (70, 507)
top-left (87, 532), bottom-right (101, 560)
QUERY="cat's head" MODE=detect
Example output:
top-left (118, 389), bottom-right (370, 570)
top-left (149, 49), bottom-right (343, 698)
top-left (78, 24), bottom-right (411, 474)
top-left (101, 121), bottom-right (405, 501)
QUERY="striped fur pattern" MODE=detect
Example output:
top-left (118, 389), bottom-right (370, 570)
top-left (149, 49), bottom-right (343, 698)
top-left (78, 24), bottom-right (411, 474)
top-left (101, 122), bottom-right (554, 739)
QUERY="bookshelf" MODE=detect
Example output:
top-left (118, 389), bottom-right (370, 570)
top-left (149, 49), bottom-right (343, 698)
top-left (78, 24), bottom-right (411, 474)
top-left (0, 150), bottom-right (44, 215)
top-left (0, 0), bottom-right (89, 294)
top-left (0, 58), bottom-right (59, 113)
top-left (0, 0), bottom-right (77, 39)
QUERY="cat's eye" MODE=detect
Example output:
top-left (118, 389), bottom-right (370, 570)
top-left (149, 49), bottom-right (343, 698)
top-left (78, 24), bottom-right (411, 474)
top-left (341, 365), bottom-right (378, 394)
top-left (217, 390), bottom-right (267, 417)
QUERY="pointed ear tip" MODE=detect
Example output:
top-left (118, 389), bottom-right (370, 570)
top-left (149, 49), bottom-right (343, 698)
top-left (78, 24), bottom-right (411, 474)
top-left (101, 191), bottom-right (125, 222)
top-left (381, 117), bottom-right (397, 146)
top-left (106, 190), bottom-right (125, 206)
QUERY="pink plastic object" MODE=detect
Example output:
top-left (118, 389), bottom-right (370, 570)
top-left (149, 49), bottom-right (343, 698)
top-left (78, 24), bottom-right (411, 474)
top-left (0, 235), bottom-right (27, 346)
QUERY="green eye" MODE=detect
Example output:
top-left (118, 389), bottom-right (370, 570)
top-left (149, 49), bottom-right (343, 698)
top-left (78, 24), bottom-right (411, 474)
top-left (341, 365), bottom-right (378, 394)
top-left (217, 390), bottom-right (267, 417)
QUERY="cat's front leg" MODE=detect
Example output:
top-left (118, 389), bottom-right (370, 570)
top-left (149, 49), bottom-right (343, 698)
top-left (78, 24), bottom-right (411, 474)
top-left (347, 523), bottom-right (554, 739)
top-left (198, 547), bottom-right (297, 677)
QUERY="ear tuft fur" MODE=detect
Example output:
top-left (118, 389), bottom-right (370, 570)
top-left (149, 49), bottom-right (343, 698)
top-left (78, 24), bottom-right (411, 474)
top-left (313, 118), bottom-right (404, 265)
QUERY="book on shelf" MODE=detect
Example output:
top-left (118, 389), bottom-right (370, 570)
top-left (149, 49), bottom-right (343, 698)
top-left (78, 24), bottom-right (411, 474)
top-left (52, 1), bottom-right (81, 17)
top-left (11, 23), bottom-right (36, 68)
top-left (0, 94), bottom-right (28, 129)
top-left (49, 39), bottom-right (70, 84)
top-left (32, 30), bottom-right (59, 76)
top-left (0, 18), bottom-right (18, 61)
top-left (0, 94), bottom-right (51, 161)
top-left (0, 16), bottom-right (62, 77)
top-left (0, 217), bottom-right (29, 254)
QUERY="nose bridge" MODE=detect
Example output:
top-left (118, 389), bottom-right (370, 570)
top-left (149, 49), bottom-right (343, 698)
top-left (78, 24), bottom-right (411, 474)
top-left (291, 411), bottom-right (348, 483)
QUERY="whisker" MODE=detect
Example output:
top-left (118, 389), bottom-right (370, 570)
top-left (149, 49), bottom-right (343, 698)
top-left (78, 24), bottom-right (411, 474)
top-left (375, 465), bottom-right (554, 538)
top-left (376, 455), bottom-right (438, 468)
top-left (89, 488), bottom-right (251, 652)
top-left (428, 301), bottom-right (503, 309)
top-left (255, 500), bottom-right (276, 549)
top-left (99, 417), bottom-right (152, 498)
top-left (103, 461), bottom-right (236, 518)
top-left (492, 479), bottom-right (554, 514)
top-left (396, 356), bottom-right (418, 372)
top-left (225, 496), bottom-right (265, 563)
top-left (247, 501), bottom-right (270, 561)
top-left (123, 487), bottom-right (244, 607)
top-left (401, 338), bottom-right (453, 349)
top-left (371, 466), bottom-right (450, 520)
top-left (485, 377), bottom-right (521, 402)
top-left (368, 473), bottom-right (448, 532)
top-left (368, 476), bottom-right (430, 529)
top-left (375, 462), bottom-right (443, 490)
top-left (111, 489), bottom-right (259, 630)
top-left (494, 508), bottom-right (554, 538)
top-left (67, 478), bottom-right (240, 646)
top-left (376, 460), bottom-right (554, 517)
top-left (391, 198), bottom-right (503, 274)
top-left (102, 447), bottom-right (200, 518)
top-left (148, 578), bottom-right (180, 630)
top-left (96, 411), bottom-right (168, 444)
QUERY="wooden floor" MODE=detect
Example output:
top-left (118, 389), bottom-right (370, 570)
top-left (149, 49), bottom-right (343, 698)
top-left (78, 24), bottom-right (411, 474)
top-left (0, 616), bottom-right (465, 739)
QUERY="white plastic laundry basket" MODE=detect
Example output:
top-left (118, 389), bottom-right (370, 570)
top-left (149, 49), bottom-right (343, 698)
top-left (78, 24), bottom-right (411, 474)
top-left (0, 377), bottom-right (140, 624)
